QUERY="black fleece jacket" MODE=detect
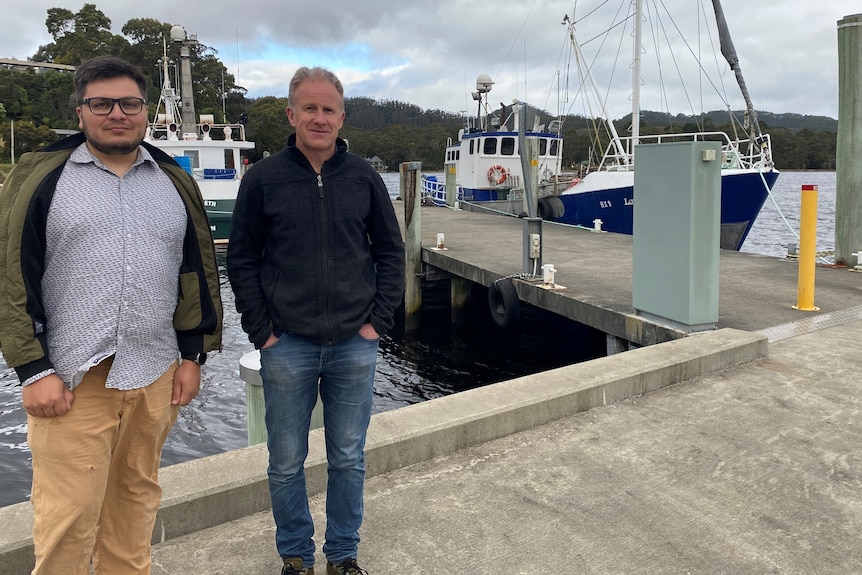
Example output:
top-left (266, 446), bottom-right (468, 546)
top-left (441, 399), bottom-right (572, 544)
top-left (226, 134), bottom-right (405, 349)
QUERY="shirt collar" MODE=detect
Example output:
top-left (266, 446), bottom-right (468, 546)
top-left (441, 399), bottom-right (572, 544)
top-left (69, 142), bottom-right (158, 170)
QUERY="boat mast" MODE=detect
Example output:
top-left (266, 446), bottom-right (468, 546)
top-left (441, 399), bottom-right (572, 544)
top-left (564, 15), bottom-right (630, 166)
top-left (170, 25), bottom-right (199, 137)
top-left (711, 0), bottom-right (763, 141)
top-left (151, 39), bottom-right (183, 141)
top-left (630, 0), bottom-right (643, 148)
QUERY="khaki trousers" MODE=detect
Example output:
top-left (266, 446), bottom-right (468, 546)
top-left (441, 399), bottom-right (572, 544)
top-left (27, 358), bottom-right (179, 575)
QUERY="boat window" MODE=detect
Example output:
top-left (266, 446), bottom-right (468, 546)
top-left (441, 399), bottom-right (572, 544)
top-left (224, 150), bottom-right (235, 170)
top-left (183, 150), bottom-right (200, 168)
top-left (483, 137), bottom-right (497, 155)
top-left (539, 139), bottom-right (548, 156)
top-left (550, 140), bottom-right (559, 157)
top-left (469, 140), bottom-right (474, 155)
top-left (500, 137), bottom-right (515, 156)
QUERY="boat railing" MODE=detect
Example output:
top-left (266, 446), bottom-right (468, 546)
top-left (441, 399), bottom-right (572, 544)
top-left (420, 174), bottom-right (455, 207)
top-left (148, 121), bottom-right (249, 142)
top-left (598, 131), bottom-right (774, 171)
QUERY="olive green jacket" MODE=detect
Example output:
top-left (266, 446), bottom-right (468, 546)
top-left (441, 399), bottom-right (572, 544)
top-left (0, 133), bottom-right (223, 383)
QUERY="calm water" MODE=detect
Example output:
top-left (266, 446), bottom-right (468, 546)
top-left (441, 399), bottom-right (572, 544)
top-left (741, 171), bottom-right (837, 260)
top-left (0, 170), bottom-right (837, 507)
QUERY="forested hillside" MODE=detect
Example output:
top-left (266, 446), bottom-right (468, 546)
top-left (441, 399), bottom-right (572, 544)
top-left (0, 3), bottom-right (840, 173)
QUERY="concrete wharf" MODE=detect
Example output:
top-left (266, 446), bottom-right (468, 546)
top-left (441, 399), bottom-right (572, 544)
top-left (2, 205), bottom-right (862, 574)
top-left (397, 203), bottom-right (862, 341)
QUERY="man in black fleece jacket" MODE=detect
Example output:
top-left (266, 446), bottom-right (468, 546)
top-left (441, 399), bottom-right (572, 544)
top-left (227, 66), bottom-right (404, 575)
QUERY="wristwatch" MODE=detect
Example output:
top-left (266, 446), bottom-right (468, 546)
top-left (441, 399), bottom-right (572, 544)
top-left (181, 352), bottom-right (207, 366)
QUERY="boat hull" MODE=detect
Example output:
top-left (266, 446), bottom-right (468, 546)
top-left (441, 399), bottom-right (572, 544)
top-left (203, 198), bottom-right (236, 243)
top-left (552, 169), bottom-right (780, 251)
top-left (193, 177), bottom-right (243, 243)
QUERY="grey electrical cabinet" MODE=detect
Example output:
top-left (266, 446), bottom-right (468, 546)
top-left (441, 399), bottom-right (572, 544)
top-left (632, 141), bottom-right (721, 330)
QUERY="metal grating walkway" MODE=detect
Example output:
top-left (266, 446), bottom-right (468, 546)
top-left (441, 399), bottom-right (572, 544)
top-left (754, 304), bottom-right (862, 343)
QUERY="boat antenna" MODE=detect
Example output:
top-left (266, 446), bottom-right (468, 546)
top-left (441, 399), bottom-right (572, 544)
top-left (711, 0), bottom-right (763, 141)
top-left (474, 74), bottom-right (494, 131)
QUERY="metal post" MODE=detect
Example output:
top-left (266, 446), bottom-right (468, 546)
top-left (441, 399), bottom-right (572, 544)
top-left (793, 185), bottom-right (819, 311)
top-left (171, 27), bottom-right (199, 137)
top-left (836, 14), bottom-right (862, 266)
top-left (516, 102), bottom-right (539, 219)
top-left (402, 161), bottom-right (423, 331)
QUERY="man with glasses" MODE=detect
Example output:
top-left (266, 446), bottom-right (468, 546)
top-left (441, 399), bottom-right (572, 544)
top-left (0, 55), bottom-right (223, 575)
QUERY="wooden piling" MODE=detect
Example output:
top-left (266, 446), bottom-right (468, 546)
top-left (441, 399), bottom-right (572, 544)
top-left (445, 164), bottom-right (458, 208)
top-left (402, 161), bottom-right (423, 331)
top-left (450, 277), bottom-right (471, 325)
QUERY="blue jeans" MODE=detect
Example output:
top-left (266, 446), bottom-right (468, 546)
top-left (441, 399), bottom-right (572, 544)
top-left (259, 331), bottom-right (378, 567)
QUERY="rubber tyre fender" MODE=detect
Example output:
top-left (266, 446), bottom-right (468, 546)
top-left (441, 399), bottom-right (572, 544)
top-left (488, 279), bottom-right (520, 328)
top-left (538, 196), bottom-right (564, 220)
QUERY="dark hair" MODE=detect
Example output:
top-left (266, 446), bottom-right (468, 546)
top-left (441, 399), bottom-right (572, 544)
top-left (288, 66), bottom-right (344, 109)
top-left (74, 56), bottom-right (148, 103)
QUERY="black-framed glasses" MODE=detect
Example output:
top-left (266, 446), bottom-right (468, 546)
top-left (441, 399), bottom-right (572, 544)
top-left (79, 97), bottom-right (147, 116)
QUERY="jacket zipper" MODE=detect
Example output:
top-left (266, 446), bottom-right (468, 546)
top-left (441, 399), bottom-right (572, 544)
top-left (317, 173), bottom-right (332, 343)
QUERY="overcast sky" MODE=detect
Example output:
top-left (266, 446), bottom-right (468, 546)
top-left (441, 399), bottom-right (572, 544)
top-left (1, 0), bottom-right (855, 120)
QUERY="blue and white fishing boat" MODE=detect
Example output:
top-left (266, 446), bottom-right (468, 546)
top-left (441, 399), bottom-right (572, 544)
top-left (552, 0), bottom-right (779, 251)
top-left (144, 25), bottom-right (254, 243)
top-left (426, 0), bottom-right (779, 251)
top-left (422, 73), bottom-right (571, 216)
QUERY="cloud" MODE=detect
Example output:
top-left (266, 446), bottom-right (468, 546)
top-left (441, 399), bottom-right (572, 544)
top-left (0, 0), bottom-right (849, 118)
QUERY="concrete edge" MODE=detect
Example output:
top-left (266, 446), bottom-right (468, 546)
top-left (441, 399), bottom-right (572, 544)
top-left (0, 328), bottom-right (766, 574)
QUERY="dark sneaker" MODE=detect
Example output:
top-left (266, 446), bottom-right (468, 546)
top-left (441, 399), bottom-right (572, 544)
top-left (282, 557), bottom-right (314, 575)
top-left (326, 558), bottom-right (368, 575)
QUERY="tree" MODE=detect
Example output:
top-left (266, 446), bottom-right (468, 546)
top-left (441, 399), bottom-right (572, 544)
top-left (121, 18), bottom-right (175, 101)
top-left (245, 97), bottom-right (291, 158)
top-left (10, 121), bottom-right (59, 155)
top-left (45, 7), bottom-right (75, 41)
top-left (33, 3), bottom-right (128, 65)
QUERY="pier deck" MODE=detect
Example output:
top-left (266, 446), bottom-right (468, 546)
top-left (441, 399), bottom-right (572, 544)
top-left (398, 204), bottom-right (862, 341)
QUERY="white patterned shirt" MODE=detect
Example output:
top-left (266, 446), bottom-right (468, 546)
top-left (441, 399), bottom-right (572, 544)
top-left (38, 143), bottom-right (186, 390)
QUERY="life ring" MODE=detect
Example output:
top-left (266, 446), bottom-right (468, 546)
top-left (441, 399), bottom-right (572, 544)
top-left (487, 165), bottom-right (508, 186)
top-left (488, 278), bottom-right (520, 328)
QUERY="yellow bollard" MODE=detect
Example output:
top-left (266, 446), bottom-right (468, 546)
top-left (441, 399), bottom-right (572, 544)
top-left (792, 184), bottom-right (820, 311)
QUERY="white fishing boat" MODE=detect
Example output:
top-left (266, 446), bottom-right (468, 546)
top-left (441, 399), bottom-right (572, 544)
top-left (425, 0), bottom-right (779, 251)
top-left (144, 25), bottom-right (254, 243)
top-left (422, 74), bottom-right (572, 218)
